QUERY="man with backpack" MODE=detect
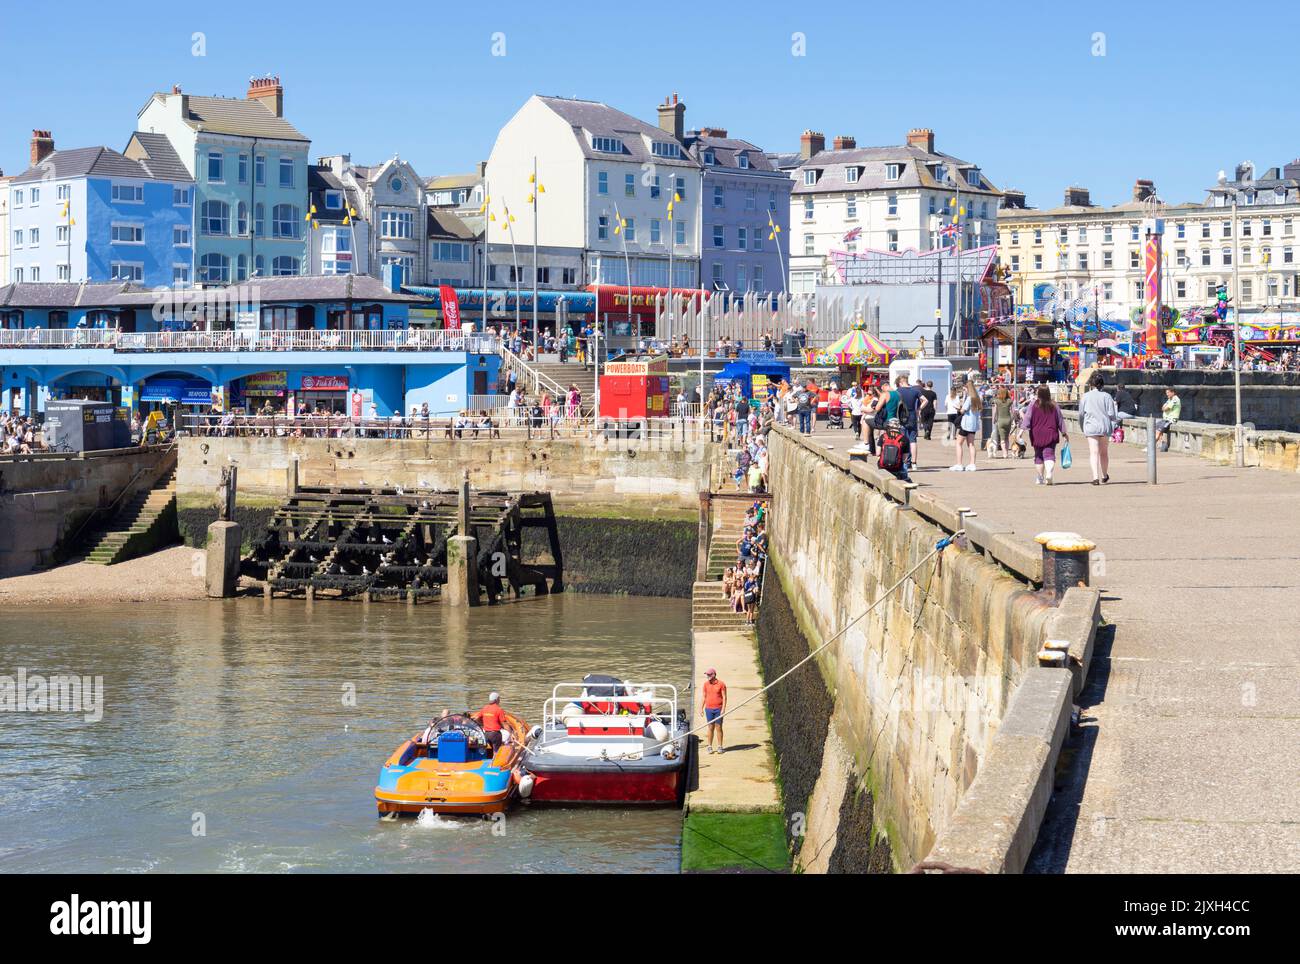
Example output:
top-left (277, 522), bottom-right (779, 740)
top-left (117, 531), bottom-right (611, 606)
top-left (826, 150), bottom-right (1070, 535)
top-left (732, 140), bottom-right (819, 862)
top-left (795, 382), bottom-right (815, 435)
top-left (877, 417), bottom-right (912, 482)
top-left (892, 375), bottom-right (923, 471)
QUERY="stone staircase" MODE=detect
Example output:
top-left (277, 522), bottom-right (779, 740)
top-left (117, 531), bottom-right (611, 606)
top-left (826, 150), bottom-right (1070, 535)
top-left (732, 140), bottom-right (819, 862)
top-left (691, 495), bottom-right (769, 633)
top-left (532, 360), bottom-right (596, 408)
top-left (81, 468), bottom-right (179, 565)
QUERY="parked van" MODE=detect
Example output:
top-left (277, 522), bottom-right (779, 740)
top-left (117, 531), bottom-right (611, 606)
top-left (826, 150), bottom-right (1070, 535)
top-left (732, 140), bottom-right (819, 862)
top-left (887, 358), bottom-right (953, 404)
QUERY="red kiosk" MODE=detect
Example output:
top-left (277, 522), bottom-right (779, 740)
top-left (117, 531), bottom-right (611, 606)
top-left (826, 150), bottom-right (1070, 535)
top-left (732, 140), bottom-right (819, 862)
top-left (598, 356), bottom-right (669, 427)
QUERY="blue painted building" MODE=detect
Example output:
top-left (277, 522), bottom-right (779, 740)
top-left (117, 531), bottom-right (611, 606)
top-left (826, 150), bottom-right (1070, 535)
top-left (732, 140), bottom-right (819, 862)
top-left (0, 270), bottom-right (498, 418)
top-left (684, 128), bottom-right (791, 294)
top-left (7, 131), bottom-right (194, 287)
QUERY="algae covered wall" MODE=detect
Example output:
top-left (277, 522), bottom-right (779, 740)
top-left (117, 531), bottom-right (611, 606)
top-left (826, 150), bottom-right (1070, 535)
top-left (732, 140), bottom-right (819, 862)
top-left (763, 429), bottom-right (1052, 870)
top-left (522, 509), bottom-right (697, 597)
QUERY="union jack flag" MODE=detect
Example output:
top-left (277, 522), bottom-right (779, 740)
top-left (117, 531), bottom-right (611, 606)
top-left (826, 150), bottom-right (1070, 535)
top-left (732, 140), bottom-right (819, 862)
top-left (842, 227), bottom-right (862, 243)
top-left (940, 222), bottom-right (960, 238)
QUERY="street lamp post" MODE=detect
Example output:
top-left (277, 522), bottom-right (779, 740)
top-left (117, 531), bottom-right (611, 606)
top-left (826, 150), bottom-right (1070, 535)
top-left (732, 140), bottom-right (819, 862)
top-left (1218, 168), bottom-right (1247, 468)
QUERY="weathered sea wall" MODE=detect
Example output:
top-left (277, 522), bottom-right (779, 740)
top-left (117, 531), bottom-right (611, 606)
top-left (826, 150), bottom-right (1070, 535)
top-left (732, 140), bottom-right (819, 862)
top-left (177, 435), bottom-right (713, 509)
top-left (175, 436), bottom-right (705, 597)
top-left (761, 425), bottom-right (1088, 872)
top-left (0, 447), bottom-right (173, 576)
top-left (1106, 368), bottom-right (1300, 432)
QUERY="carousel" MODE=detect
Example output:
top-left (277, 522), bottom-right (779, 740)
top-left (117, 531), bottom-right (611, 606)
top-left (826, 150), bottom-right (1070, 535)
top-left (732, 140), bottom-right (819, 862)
top-left (801, 321), bottom-right (897, 389)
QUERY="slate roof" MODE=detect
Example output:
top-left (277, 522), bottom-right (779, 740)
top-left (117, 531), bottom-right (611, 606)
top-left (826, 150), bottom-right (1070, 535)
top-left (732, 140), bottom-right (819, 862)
top-left (10, 146), bottom-right (169, 184)
top-left (684, 132), bottom-right (787, 181)
top-left (427, 173), bottom-right (480, 191)
top-left (123, 132), bottom-right (194, 182)
top-left (0, 275), bottom-right (423, 308)
top-left (307, 164), bottom-right (362, 224)
top-left (792, 144), bottom-right (999, 197)
top-left (427, 209), bottom-right (479, 241)
top-left (148, 92), bottom-right (308, 141)
top-left (537, 96), bottom-right (701, 169)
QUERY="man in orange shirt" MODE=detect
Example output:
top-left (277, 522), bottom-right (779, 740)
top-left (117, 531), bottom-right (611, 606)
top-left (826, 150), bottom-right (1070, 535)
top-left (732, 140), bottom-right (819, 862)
top-left (700, 669), bottom-right (727, 755)
top-left (472, 692), bottom-right (505, 754)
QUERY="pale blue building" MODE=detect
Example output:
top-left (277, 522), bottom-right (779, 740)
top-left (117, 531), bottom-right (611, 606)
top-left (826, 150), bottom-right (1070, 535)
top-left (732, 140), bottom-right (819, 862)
top-left (134, 77), bottom-right (311, 283)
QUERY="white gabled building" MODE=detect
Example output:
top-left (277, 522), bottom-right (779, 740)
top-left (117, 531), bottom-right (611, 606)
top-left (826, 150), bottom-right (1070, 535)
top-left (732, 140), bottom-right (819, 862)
top-left (782, 128), bottom-right (1002, 294)
top-left (484, 94), bottom-right (703, 291)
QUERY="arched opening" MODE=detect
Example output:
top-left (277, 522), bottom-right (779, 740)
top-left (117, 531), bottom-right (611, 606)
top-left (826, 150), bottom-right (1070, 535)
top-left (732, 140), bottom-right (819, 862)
top-left (50, 369), bottom-right (123, 406)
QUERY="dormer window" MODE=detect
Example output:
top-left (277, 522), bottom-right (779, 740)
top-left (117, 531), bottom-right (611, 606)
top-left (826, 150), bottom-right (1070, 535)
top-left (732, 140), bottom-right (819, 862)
top-left (845, 167), bottom-right (858, 183)
top-left (651, 141), bottom-right (682, 159)
top-left (885, 163), bottom-right (902, 180)
top-left (966, 169), bottom-right (981, 187)
top-left (592, 136), bottom-right (626, 154)
top-left (738, 154), bottom-right (750, 169)
top-left (702, 149), bottom-right (716, 165)
top-left (803, 169), bottom-right (818, 186)
top-left (325, 190), bottom-right (343, 210)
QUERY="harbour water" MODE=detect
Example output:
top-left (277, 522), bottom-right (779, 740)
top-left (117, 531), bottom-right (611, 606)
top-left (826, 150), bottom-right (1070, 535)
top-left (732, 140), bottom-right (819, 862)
top-left (0, 594), bottom-right (691, 873)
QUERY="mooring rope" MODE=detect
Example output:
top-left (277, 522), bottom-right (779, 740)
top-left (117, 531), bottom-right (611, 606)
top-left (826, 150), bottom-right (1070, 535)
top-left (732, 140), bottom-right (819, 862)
top-left (568, 530), bottom-right (965, 762)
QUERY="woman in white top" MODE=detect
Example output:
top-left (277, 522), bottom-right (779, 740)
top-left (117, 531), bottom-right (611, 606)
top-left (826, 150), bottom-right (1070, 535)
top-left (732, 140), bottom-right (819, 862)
top-left (943, 387), bottom-right (961, 441)
top-left (1078, 371), bottom-right (1120, 485)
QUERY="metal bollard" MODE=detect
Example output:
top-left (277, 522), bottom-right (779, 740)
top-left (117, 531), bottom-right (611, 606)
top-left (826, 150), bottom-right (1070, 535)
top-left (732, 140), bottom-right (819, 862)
top-left (1146, 415), bottom-right (1158, 485)
top-left (1043, 535), bottom-right (1096, 604)
top-left (1035, 531), bottom-right (1081, 599)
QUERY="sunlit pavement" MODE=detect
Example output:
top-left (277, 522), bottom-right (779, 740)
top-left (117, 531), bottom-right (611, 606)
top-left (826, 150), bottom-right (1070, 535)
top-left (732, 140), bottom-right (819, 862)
top-left (785, 420), bottom-right (1300, 873)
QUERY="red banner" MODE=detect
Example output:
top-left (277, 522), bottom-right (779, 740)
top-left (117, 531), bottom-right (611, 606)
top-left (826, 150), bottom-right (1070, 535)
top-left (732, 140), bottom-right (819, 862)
top-left (440, 285), bottom-right (461, 329)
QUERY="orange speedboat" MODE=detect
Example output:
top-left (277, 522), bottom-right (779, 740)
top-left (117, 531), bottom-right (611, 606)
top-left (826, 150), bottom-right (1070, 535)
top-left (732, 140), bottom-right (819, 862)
top-left (375, 711), bottom-right (529, 816)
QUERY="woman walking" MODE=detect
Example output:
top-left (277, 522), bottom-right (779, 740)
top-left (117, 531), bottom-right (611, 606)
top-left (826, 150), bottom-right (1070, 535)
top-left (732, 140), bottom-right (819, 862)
top-left (950, 382), bottom-right (982, 471)
top-left (1079, 371), bottom-right (1120, 485)
top-left (1023, 385), bottom-right (1069, 485)
top-left (944, 385), bottom-right (961, 442)
top-left (992, 385), bottom-right (1014, 458)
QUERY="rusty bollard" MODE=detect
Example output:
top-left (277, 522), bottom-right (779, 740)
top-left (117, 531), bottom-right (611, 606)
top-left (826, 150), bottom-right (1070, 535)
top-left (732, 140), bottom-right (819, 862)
top-left (1042, 534), bottom-right (1096, 604)
top-left (1034, 531), bottom-right (1081, 600)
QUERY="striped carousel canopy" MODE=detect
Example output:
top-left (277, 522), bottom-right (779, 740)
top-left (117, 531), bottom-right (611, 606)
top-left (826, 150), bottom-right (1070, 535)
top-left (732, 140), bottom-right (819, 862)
top-left (805, 321), bottom-right (897, 366)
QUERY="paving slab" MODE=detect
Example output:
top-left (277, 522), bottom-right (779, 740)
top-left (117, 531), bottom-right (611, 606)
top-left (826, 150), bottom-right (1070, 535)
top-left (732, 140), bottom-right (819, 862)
top-left (685, 629), bottom-right (781, 814)
top-left (805, 423), bottom-right (1300, 873)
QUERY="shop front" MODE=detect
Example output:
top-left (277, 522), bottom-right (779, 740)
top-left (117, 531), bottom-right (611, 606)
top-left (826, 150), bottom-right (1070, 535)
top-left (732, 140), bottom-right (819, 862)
top-left (232, 370), bottom-right (289, 413)
top-left (297, 374), bottom-right (350, 413)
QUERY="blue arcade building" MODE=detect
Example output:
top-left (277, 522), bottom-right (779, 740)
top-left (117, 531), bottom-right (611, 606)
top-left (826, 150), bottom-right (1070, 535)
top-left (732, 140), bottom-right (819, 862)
top-left (0, 269), bottom-right (499, 418)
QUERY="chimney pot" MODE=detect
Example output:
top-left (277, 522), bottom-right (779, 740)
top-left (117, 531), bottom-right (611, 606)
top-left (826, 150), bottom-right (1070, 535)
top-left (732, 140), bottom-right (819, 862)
top-left (906, 128), bottom-right (935, 153)
top-left (247, 74), bottom-right (284, 118)
top-left (833, 135), bottom-right (856, 151)
top-left (656, 94), bottom-right (686, 142)
top-left (30, 130), bottom-right (55, 168)
top-left (800, 130), bottom-right (826, 160)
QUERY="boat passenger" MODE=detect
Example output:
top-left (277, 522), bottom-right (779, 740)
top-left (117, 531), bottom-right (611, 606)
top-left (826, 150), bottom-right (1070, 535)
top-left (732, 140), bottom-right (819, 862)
top-left (473, 693), bottom-right (506, 754)
top-left (417, 709), bottom-right (451, 746)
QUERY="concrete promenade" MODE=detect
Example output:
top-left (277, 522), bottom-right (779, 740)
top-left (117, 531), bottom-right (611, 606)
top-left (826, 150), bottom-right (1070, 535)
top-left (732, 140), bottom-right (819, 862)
top-left (685, 629), bottom-right (781, 815)
top-left (803, 424), bottom-right (1300, 873)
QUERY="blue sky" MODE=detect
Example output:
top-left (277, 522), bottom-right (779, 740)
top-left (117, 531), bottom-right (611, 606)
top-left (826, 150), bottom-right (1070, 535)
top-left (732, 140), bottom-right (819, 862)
top-left (2, 0), bottom-right (1297, 208)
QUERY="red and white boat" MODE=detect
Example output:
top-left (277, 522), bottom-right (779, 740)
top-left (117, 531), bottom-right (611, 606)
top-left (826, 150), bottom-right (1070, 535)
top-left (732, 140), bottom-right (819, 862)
top-left (519, 675), bottom-right (689, 805)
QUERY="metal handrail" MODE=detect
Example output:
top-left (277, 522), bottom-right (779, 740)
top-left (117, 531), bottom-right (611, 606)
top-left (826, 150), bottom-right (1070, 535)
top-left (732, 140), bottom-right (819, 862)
top-left (0, 327), bottom-right (500, 353)
top-left (64, 442), bottom-right (177, 552)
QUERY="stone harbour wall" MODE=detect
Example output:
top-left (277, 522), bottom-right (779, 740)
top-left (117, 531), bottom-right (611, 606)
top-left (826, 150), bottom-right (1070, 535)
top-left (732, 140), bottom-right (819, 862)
top-left (0, 447), bottom-right (172, 576)
top-left (177, 435), bottom-right (714, 511)
top-left (764, 426), bottom-right (1057, 870)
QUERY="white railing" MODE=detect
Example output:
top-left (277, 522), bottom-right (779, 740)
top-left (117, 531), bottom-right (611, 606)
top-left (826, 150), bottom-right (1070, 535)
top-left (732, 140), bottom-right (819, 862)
top-left (538, 682), bottom-right (679, 735)
top-left (180, 413), bottom-right (721, 444)
top-left (0, 327), bottom-right (499, 353)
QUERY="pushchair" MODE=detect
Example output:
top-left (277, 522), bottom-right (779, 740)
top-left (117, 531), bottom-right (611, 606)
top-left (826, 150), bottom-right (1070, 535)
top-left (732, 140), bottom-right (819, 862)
top-left (826, 400), bottom-right (844, 429)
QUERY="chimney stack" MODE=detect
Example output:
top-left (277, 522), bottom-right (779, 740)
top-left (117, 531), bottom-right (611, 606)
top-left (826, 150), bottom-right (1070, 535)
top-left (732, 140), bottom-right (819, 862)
top-left (1064, 186), bottom-right (1092, 207)
top-left (656, 92), bottom-right (685, 142)
top-left (906, 128), bottom-right (935, 153)
top-left (800, 130), bottom-right (825, 160)
top-left (1133, 179), bottom-right (1156, 202)
top-left (698, 127), bottom-right (728, 139)
top-left (833, 135), bottom-right (856, 151)
top-left (247, 74), bottom-right (284, 118)
top-left (30, 130), bottom-right (54, 168)
top-left (1001, 189), bottom-right (1027, 210)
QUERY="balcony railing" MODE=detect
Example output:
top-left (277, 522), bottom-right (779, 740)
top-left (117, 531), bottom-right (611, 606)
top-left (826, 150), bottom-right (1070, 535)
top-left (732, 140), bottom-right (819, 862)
top-left (0, 327), bottom-right (500, 354)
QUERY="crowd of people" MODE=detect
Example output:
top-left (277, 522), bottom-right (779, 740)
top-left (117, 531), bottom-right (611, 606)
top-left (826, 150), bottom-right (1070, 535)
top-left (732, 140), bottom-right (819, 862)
top-left (2, 412), bottom-right (41, 454)
top-left (721, 500), bottom-right (768, 625)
